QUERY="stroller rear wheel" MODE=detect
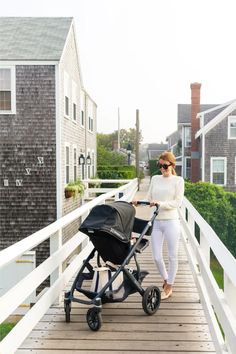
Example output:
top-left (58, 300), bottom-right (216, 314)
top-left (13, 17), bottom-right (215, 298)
top-left (86, 307), bottom-right (102, 331)
top-left (142, 286), bottom-right (161, 315)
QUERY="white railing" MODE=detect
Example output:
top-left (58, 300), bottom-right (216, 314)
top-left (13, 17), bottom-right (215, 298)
top-left (179, 196), bottom-right (236, 354)
top-left (0, 179), bottom-right (138, 354)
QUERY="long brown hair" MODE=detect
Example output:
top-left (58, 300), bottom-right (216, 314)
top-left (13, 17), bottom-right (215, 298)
top-left (159, 151), bottom-right (177, 175)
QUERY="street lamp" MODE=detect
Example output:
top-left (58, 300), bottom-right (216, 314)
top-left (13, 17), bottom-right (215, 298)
top-left (126, 143), bottom-right (132, 165)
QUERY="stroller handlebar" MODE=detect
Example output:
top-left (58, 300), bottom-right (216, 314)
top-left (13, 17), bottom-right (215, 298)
top-left (131, 200), bottom-right (159, 208)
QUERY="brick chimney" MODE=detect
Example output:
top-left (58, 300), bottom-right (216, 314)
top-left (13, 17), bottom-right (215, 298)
top-left (190, 82), bottom-right (201, 182)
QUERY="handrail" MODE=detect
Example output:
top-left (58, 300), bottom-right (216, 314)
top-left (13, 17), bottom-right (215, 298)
top-left (0, 178), bottom-right (138, 354)
top-left (180, 196), bottom-right (236, 354)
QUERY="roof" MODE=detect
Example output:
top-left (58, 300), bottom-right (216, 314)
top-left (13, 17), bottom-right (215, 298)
top-left (178, 104), bottom-right (218, 124)
top-left (196, 99), bottom-right (236, 138)
top-left (0, 17), bottom-right (72, 60)
top-left (147, 143), bottom-right (168, 150)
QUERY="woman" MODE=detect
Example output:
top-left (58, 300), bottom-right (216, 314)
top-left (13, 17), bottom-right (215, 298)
top-left (134, 151), bottom-right (184, 300)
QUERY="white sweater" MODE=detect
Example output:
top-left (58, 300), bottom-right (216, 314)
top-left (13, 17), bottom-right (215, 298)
top-left (146, 174), bottom-right (184, 220)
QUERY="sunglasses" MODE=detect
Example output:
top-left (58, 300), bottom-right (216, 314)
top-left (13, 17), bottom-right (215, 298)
top-left (158, 163), bottom-right (172, 170)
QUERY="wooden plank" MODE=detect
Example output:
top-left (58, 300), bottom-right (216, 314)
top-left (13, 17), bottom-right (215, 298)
top-left (19, 339), bottom-right (216, 351)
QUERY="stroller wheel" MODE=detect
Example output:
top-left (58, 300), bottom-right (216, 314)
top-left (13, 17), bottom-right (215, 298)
top-left (64, 301), bottom-right (71, 323)
top-left (142, 286), bottom-right (161, 315)
top-left (86, 307), bottom-right (102, 331)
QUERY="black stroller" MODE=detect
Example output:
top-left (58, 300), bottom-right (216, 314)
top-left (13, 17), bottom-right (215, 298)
top-left (64, 200), bottom-right (161, 331)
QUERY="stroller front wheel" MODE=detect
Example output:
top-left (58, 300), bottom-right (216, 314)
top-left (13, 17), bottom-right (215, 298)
top-left (86, 307), bottom-right (102, 331)
top-left (142, 286), bottom-right (161, 315)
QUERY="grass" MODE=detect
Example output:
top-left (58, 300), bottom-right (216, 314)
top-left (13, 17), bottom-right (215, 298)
top-left (210, 252), bottom-right (224, 289)
top-left (0, 322), bottom-right (16, 340)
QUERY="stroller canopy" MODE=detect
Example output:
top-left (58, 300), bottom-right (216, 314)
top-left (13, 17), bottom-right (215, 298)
top-left (79, 201), bottom-right (136, 243)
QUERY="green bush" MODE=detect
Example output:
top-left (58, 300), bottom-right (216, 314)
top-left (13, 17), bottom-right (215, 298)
top-left (97, 165), bottom-right (136, 188)
top-left (185, 181), bottom-right (236, 257)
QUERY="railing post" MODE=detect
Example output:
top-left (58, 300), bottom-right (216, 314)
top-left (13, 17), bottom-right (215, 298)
top-left (200, 229), bottom-right (210, 265)
top-left (50, 229), bottom-right (62, 303)
top-left (188, 212), bottom-right (195, 236)
top-left (224, 273), bottom-right (236, 318)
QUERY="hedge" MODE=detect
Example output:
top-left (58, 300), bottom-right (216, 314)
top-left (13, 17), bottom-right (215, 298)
top-left (184, 181), bottom-right (236, 258)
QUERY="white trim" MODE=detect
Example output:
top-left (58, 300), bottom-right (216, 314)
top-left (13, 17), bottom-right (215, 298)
top-left (72, 144), bottom-right (77, 181)
top-left (235, 156), bottom-right (236, 185)
top-left (0, 61), bottom-right (58, 66)
top-left (65, 143), bottom-right (70, 184)
top-left (228, 115), bottom-right (236, 139)
top-left (202, 133), bottom-right (205, 182)
top-left (0, 65), bottom-right (16, 114)
top-left (184, 156), bottom-right (191, 180)
top-left (210, 157), bottom-right (227, 186)
top-left (196, 99), bottom-right (235, 118)
top-left (196, 100), bottom-right (236, 138)
top-left (55, 64), bottom-right (62, 219)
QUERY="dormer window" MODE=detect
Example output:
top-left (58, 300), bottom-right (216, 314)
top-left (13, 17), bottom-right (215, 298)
top-left (228, 116), bottom-right (236, 139)
top-left (0, 66), bottom-right (16, 114)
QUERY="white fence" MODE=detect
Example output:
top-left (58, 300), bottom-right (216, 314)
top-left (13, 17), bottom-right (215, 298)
top-left (1, 179), bottom-right (236, 354)
top-left (0, 179), bottom-right (138, 354)
top-left (180, 196), bottom-right (236, 354)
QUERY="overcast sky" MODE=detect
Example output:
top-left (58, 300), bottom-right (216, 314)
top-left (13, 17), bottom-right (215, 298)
top-left (2, 0), bottom-right (236, 143)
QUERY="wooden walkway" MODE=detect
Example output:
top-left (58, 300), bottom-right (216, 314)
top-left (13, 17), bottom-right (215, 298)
top-left (17, 178), bottom-right (216, 353)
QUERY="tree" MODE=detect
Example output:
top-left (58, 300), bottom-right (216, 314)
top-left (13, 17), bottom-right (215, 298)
top-left (97, 145), bottom-right (126, 166)
top-left (97, 128), bottom-right (143, 152)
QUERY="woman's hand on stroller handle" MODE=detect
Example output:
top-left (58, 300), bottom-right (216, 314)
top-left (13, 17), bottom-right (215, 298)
top-left (131, 200), bottom-right (159, 208)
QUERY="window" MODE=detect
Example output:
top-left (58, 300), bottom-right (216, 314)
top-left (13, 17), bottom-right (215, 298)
top-left (0, 67), bottom-right (16, 113)
top-left (89, 116), bottom-right (94, 132)
top-left (65, 146), bottom-right (70, 184)
top-left (184, 127), bottom-right (191, 147)
top-left (228, 116), bottom-right (236, 139)
top-left (211, 157), bottom-right (226, 186)
top-left (64, 71), bottom-right (70, 118)
top-left (185, 157), bottom-right (191, 180)
top-left (73, 147), bottom-right (77, 181)
top-left (81, 110), bottom-right (84, 126)
top-left (73, 103), bottom-right (76, 121)
top-left (72, 81), bottom-right (77, 122)
top-left (65, 96), bottom-right (69, 116)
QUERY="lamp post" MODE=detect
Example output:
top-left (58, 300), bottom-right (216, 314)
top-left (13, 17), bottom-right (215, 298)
top-left (126, 143), bottom-right (132, 165)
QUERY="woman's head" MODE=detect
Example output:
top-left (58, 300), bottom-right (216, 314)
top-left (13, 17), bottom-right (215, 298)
top-left (158, 151), bottom-right (176, 176)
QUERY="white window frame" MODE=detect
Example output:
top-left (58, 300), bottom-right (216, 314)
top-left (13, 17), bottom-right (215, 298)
top-left (228, 115), bottom-right (236, 139)
top-left (80, 90), bottom-right (85, 127)
top-left (72, 80), bottom-right (77, 123)
top-left (73, 145), bottom-right (77, 181)
top-left (64, 71), bottom-right (70, 119)
top-left (185, 157), bottom-right (191, 180)
top-left (0, 66), bottom-right (16, 114)
top-left (235, 156), bottom-right (236, 185)
top-left (210, 157), bottom-right (227, 186)
top-left (88, 116), bottom-right (94, 132)
top-left (65, 144), bottom-right (70, 184)
top-left (184, 126), bottom-right (191, 148)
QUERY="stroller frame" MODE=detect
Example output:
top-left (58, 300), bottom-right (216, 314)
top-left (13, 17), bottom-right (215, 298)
top-left (64, 201), bottom-right (161, 331)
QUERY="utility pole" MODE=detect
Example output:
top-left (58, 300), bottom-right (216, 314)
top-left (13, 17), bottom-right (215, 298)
top-left (135, 109), bottom-right (140, 185)
top-left (117, 107), bottom-right (120, 150)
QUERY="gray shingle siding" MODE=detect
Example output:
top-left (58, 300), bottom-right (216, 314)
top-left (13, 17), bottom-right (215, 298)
top-left (204, 117), bottom-right (236, 192)
top-left (0, 65), bottom-right (57, 264)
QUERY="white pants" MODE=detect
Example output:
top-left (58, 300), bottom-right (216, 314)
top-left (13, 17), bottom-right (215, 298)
top-left (151, 219), bottom-right (180, 285)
